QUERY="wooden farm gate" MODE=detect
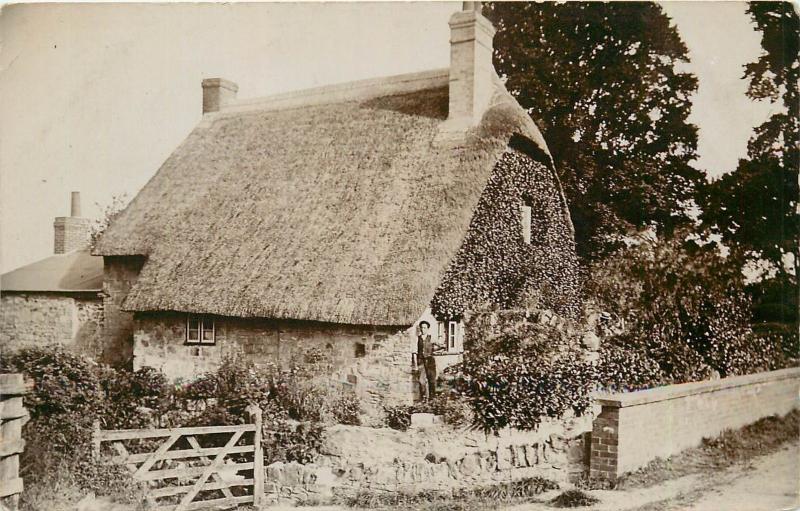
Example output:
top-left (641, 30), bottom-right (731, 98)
top-left (0, 374), bottom-right (30, 511)
top-left (94, 404), bottom-right (264, 511)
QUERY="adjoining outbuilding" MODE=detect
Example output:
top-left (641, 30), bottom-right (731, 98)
top-left (93, 3), bottom-right (582, 412)
top-left (1, 192), bottom-right (105, 358)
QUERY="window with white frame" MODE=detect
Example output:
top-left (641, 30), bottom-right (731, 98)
top-left (440, 320), bottom-right (461, 353)
top-left (186, 315), bottom-right (215, 345)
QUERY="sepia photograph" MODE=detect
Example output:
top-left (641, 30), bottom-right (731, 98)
top-left (0, 1), bottom-right (797, 510)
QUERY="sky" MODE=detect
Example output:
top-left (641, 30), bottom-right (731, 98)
top-left (0, 1), bottom-right (780, 273)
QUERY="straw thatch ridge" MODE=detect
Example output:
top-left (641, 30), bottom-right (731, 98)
top-left (95, 70), bottom-right (569, 326)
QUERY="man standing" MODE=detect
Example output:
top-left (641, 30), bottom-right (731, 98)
top-left (417, 321), bottom-right (440, 400)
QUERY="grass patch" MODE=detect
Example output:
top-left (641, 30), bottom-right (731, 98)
top-left (550, 489), bottom-right (600, 508)
top-left (340, 476), bottom-right (559, 510)
top-left (617, 408), bottom-right (799, 489)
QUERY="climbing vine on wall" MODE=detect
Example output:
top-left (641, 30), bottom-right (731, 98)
top-left (430, 147), bottom-right (582, 320)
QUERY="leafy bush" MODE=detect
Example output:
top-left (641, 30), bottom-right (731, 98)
top-left (331, 391), bottom-right (362, 426)
top-left (453, 313), bottom-right (596, 433)
top-left (101, 365), bottom-right (172, 429)
top-left (589, 235), bottom-right (790, 383)
top-left (265, 421), bottom-right (325, 464)
top-left (0, 347), bottom-right (105, 418)
top-left (597, 340), bottom-right (666, 392)
top-left (384, 404), bottom-right (413, 431)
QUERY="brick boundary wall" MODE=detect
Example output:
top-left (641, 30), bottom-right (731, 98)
top-left (590, 367), bottom-right (800, 480)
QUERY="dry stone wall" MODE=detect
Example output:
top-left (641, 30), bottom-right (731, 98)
top-left (263, 415), bottom-right (592, 504)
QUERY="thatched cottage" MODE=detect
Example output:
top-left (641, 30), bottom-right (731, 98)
top-left (94, 4), bottom-right (581, 409)
top-left (1, 193), bottom-right (105, 358)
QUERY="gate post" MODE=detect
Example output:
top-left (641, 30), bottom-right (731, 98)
top-left (0, 374), bottom-right (29, 511)
top-left (247, 405), bottom-right (264, 508)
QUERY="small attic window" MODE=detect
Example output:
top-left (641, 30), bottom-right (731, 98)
top-left (355, 343), bottom-right (366, 358)
top-left (186, 315), bottom-right (215, 345)
top-left (520, 201), bottom-right (533, 244)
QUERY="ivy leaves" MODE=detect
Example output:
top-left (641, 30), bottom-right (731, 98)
top-left (431, 149), bottom-right (581, 320)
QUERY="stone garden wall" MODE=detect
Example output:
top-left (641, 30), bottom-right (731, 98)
top-left (263, 415), bottom-right (592, 504)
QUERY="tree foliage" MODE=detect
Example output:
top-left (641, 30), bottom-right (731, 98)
top-left (89, 194), bottom-right (128, 251)
top-left (588, 234), bottom-right (790, 383)
top-left (701, 2), bottom-right (798, 279)
top-left (485, 2), bottom-right (702, 260)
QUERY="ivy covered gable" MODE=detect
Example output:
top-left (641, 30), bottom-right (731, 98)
top-left (430, 142), bottom-right (582, 320)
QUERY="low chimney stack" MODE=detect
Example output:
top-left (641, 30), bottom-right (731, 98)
top-left (202, 78), bottom-right (239, 114)
top-left (54, 191), bottom-right (90, 254)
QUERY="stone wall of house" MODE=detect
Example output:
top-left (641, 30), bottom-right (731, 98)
top-left (102, 255), bottom-right (145, 369)
top-left (263, 415), bottom-right (592, 504)
top-left (0, 293), bottom-right (103, 357)
top-left (590, 367), bottom-right (800, 480)
top-left (132, 312), bottom-right (419, 418)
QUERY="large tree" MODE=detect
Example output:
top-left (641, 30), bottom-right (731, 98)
top-left (485, 2), bottom-right (702, 260)
top-left (700, 2), bottom-right (798, 332)
top-left (701, 2), bottom-right (799, 280)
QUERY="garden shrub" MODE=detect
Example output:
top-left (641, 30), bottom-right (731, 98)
top-left (0, 347), bottom-right (105, 418)
top-left (331, 390), bottom-right (362, 426)
top-left (453, 313), bottom-right (596, 433)
top-left (101, 365), bottom-right (172, 429)
top-left (384, 404), bottom-right (413, 431)
top-left (265, 421), bottom-right (325, 464)
top-left (597, 339), bottom-right (666, 392)
top-left (589, 234), bottom-right (791, 383)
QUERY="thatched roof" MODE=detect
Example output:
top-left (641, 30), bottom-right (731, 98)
top-left (95, 69), bottom-right (568, 325)
top-left (1, 250), bottom-right (103, 293)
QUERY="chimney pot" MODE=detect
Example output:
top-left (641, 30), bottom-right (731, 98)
top-left (202, 78), bottom-right (239, 114)
top-left (70, 191), bottom-right (82, 217)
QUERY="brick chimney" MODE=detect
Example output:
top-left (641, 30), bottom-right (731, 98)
top-left (54, 192), bottom-right (90, 254)
top-left (441, 2), bottom-right (497, 136)
top-left (202, 78), bottom-right (239, 114)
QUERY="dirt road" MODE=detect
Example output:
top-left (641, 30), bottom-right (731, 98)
top-left (677, 440), bottom-right (799, 511)
top-left (505, 441), bottom-right (799, 511)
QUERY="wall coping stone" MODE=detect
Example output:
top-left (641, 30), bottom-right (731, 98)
top-left (595, 367), bottom-right (800, 408)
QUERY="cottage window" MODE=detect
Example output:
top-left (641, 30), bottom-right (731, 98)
top-left (520, 202), bottom-right (532, 244)
top-left (440, 320), bottom-right (461, 353)
top-left (186, 315), bottom-right (215, 345)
